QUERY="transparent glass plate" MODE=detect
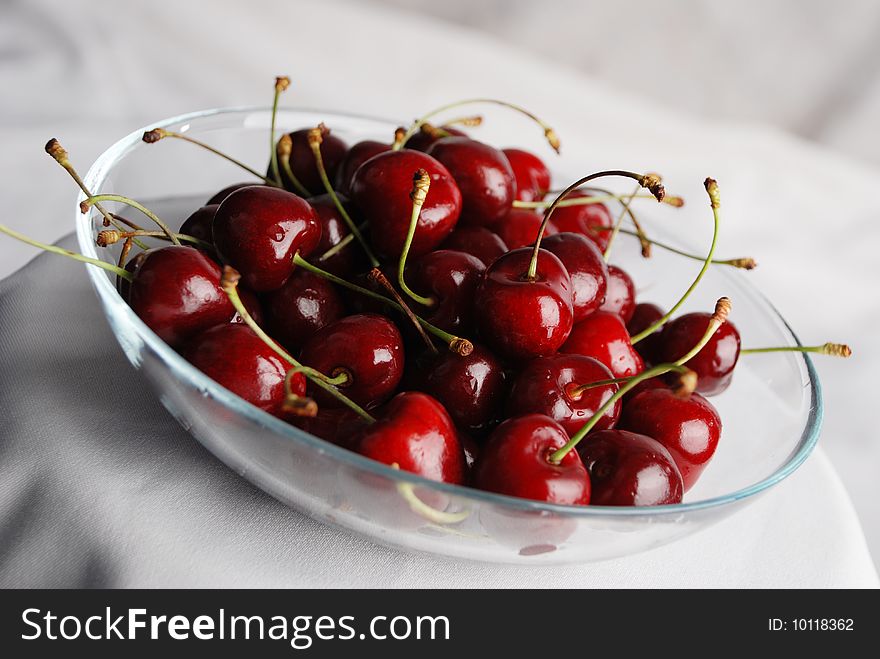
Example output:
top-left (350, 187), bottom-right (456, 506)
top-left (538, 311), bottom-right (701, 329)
top-left (75, 107), bottom-right (822, 564)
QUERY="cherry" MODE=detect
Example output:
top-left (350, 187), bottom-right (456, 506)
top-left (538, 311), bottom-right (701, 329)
top-left (503, 148), bottom-right (551, 202)
top-left (541, 232), bottom-right (608, 322)
top-left (262, 269), bottom-right (346, 353)
top-left (405, 124), bottom-right (467, 152)
top-left (426, 137), bottom-right (515, 226)
top-left (231, 287), bottom-right (265, 327)
top-left (299, 313), bottom-right (404, 409)
top-left (440, 225), bottom-right (508, 268)
top-left (212, 185), bottom-right (321, 292)
top-left (547, 191), bottom-right (613, 252)
top-left (405, 249), bottom-right (485, 334)
top-left (577, 429), bottom-right (683, 506)
top-left (276, 126), bottom-right (348, 196)
top-left (292, 406), bottom-right (368, 450)
top-left (308, 192), bottom-right (364, 277)
top-left (507, 354), bottom-right (620, 436)
top-left (560, 310), bottom-right (644, 378)
top-left (599, 264), bottom-right (636, 323)
top-left (474, 414), bottom-right (590, 504)
top-left (128, 245), bottom-right (234, 347)
top-left (350, 149), bottom-right (461, 259)
top-left (206, 183), bottom-right (261, 206)
top-left (419, 344), bottom-right (507, 435)
top-left (179, 204), bottom-right (218, 246)
top-left (619, 388), bottom-right (721, 491)
top-left (474, 247), bottom-right (573, 360)
top-left (655, 313), bottom-right (741, 396)
top-left (334, 140), bottom-right (390, 196)
top-left (627, 302), bottom-right (665, 365)
top-left (493, 208), bottom-right (557, 249)
top-left (356, 391), bottom-right (465, 484)
top-left (182, 323), bottom-right (305, 418)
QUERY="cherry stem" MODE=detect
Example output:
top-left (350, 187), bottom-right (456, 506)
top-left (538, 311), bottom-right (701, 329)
top-left (630, 178), bottom-right (720, 344)
top-left (282, 368), bottom-right (319, 418)
top-left (391, 464), bottom-right (470, 524)
top-left (220, 267), bottom-right (375, 423)
top-left (587, 224), bottom-right (755, 269)
top-left (0, 223), bottom-right (133, 280)
top-left (96, 229), bottom-right (213, 251)
top-left (44, 139), bottom-right (149, 250)
top-left (81, 194), bottom-right (180, 246)
top-left (268, 76), bottom-right (290, 187)
top-left (394, 98), bottom-right (560, 153)
top-left (317, 222), bottom-right (368, 262)
top-left (369, 267), bottom-right (439, 356)
top-left (292, 254), bottom-right (473, 356)
top-left (115, 236), bottom-right (134, 294)
top-left (549, 297), bottom-right (731, 464)
top-left (307, 125), bottom-right (380, 268)
top-left (741, 343), bottom-right (852, 357)
top-left (513, 192), bottom-right (679, 210)
top-left (143, 128), bottom-right (277, 186)
top-left (397, 169), bottom-right (436, 307)
top-left (584, 185), bottom-right (653, 257)
top-left (526, 170), bottom-right (665, 281)
top-left (275, 133), bottom-right (311, 197)
top-left (603, 182), bottom-right (643, 261)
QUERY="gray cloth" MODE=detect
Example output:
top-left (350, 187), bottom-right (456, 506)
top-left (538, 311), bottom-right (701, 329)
top-left (0, 237), bottom-right (877, 587)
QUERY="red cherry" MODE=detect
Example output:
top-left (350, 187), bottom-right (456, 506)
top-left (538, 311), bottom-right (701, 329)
top-left (619, 388), bottom-right (721, 491)
top-left (179, 204), bottom-right (218, 246)
top-left (507, 354), bottom-right (620, 436)
top-left (474, 247), bottom-right (574, 360)
top-left (547, 191), bottom-right (613, 252)
top-left (627, 302), bottom-right (665, 365)
top-left (262, 269), bottom-right (346, 353)
top-left (655, 313), bottom-right (741, 396)
top-left (426, 137), bottom-right (515, 226)
top-left (560, 310), bottom-right (644, 378)
top-left (182, 323), bottom-right (304, 418)
top-left (334, 140), bottom-right (390, 197)
top-left (212, 186), bottom-right (321, 292)
top-left (357, 391), bottom-right (465, 484)
top-left (405, 125), bottom-right (467, 152)
top-left (299, 313), bottom-right (404, 409)
top-left (503, 148), bottom-right (551, 202)
top-left (577, 429), bottom-right (683, 506)
top-left (474, 414), bottom-right (590, 504)
top-left (231, 287), bottom-right (265, 326)
top-left (440, 225), bottom-right (508, 268)
top-left (293, 406), bottom-right (368, 450)
top-left (599, 264), bottom-right (636, 323)
top-left (419, 344), bottom-right (507, 435)
top-left (277, 126), bottom-right (348, 196)
top-left (493, 208), bottom-right (558, 249)
top-left (308, 193), bottom-right (365, 277)
top-left (128, 245), bottom-right (234, 347)
top-left (406, 249), bottom-right (485, 333)
top-left (350, 150), bottom-right (461, 260)
top-left (206, 182), bottom-right (262, 206)
top-left (541, 232), bottom-right (608, 322)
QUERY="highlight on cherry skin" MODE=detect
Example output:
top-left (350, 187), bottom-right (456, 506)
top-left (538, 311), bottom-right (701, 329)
top-left (1, 83), bottom-right (852, 537)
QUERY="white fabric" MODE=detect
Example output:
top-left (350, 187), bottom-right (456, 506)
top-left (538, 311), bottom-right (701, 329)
top-left (1, 0), bottom-right (878, 586)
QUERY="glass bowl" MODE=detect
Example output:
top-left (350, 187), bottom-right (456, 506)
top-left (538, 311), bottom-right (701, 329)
top-left (75, 107), bottom-right (822, 564)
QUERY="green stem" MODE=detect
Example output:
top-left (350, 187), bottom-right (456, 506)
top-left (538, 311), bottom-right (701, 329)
top-left (293, 254), bottom-right (472, 355)
top-left (83, 194), bottom-right (180, 246)
top-left (278, 138), bottom-right (312, 197)
top-left (602, 182), bottom-right (642, 262)
top-left (630, 178), bottom-right (720, 345)
top-left (512, 193), bottom-right (655, 209)
top-left (398, 170), bottom-right (436, 307)
top-left (0, 223), bottom-right (133, 280)
top-left (391, 464), bottom-right (470, 524)
top-left (741, 343), bottom-right (852, 357)
top-left (101, 230), bottom-right (213, 251)
top-left (221, 270), bottom-right (375, 423)
top-left (549, 299), bottom-right (729, 464)
top-left (268, 77), bottom-right (289, 186)
top-left (318, 231), bottom-right (355, 261)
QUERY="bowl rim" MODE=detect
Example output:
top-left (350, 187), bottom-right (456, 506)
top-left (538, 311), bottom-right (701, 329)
top-left (76, 104), bottom-right (824, 517)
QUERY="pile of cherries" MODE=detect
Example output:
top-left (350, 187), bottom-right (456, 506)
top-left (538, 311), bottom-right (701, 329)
top-left (5, 77), bottom-right (850, 514)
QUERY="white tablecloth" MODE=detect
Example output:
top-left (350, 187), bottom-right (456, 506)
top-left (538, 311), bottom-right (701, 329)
top-left (1, 0), bottom-right (878, 586)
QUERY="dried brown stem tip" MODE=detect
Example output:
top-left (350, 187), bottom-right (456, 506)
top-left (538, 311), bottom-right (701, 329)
top-left (393, 127), bottom-right (407, 147)
top-left (220, 265), bottom-right (241, 290)
top-left (730, 257), bottom-right (757, 270)
top-left (673, 368), bottom-right (698, 398)
top-left (275, 76), bottom-right (291, 92)
top-left (283, 394), bottom-right (318, 417)
top-left (410, 168), bottom-right (431, 203)
top-left (449, 337), bottom-right (474, 357)
top-left (96, 230), bottom-right (121, 247)
top-left (638, 173), bottom-right (665, 202)
top-left (820, 343), bottom-right (853, 358)
top-left (307, 126), bottom-right (324, 148)
top-left (663, 195), bottom-right (685, 208)
top-left (712, 296), bottom-right (732, 324)
top-left (704, 177), bottom-right (720, 208)
top-left (44, 138), bottom-right (68, 163)
top-left (79, 200), bottom-right (91, 214)
top-left (277, 133), bottom-right (292, 158)
top-left (544, 127), bottom-right (561, 153)
top-left (455, 115), bottom-right (483, 127)
top-left (142, 128), bottom-right (168, 144)
top-left (420, 123), bottom-right (444, 139)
